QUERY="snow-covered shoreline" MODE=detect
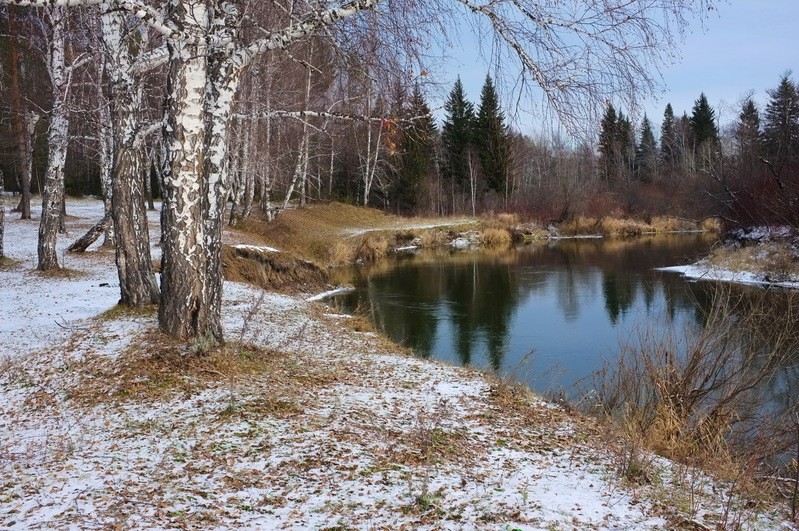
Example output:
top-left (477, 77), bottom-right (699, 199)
top-left (657, 264), bottom-right (799, 290)
top-left (0, 199), bottom-right (791, 529)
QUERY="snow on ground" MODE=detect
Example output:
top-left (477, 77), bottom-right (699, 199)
top-left (342, 219), bottom-right (477, 238)
top-left (0, 199), bottom-right (162, 358)
top-left (657, 264), bottom-right (799, 290)
top-left (0, 198), bottom-right (791, 529)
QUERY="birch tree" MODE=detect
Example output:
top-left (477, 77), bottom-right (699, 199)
top-left (37, 6), bottom-right (71, 270)
top-left (3, 0), bottom-right (713, 340)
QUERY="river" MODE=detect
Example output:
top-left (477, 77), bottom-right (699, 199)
top-left (329, 234), bottom-right (721, 396)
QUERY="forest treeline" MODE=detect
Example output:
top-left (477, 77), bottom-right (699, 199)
top-left (3, 7), bottom-right (796, 231)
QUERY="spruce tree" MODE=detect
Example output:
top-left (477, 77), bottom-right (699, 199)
top-left (660, 103), bottom-right (677, 168)
top-left (636, 114), bottom-right (658, 182)
top-left (689, 93), bottom-right (719, 147)
top-left (396, 85), bottom-right (437, 214)
top-left (734, 98), bottom-right (762, 174)
top-left (475, 75), bottom-right (511, 196)
top-left (616, 111), bottom-right (634, 178)
top-left (598, 103), bottom-right (618, 181)
top-left (763, 74), bottom-right (799, 172)
top-left (442, 77), bottom-right (476, 189)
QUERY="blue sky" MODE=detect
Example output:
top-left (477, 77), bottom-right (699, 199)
top-left (434, 1), bottom-right (799, 138)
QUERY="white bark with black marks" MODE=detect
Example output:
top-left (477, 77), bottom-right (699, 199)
top-left (102, 6), bottom-right (160, 306)
top-left (38, 6), bottom-right (69, 271)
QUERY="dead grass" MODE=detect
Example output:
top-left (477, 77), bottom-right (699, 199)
top-left (704, 242), bottom-right (799, 282)
top-left (588, 285), bottom-right (799, 516)
top-left (560, 215), bottom-right (710, 237)
top-left (0, 257), bottom-right (21, 270)
top-left (98, 304), bottom-right (158, 320)
top-left (35, 267), bottom-right (86, 279)
top-left (354, 235), bottom-right (390, 263)
top-left (239, 202), bottom-right (396, 264)
top-left (478, 228), bottom-right (512, 248)
top-left (222, 245), bottom-right (328, 292)
top-left (68, 330), bottom-right (338, 408)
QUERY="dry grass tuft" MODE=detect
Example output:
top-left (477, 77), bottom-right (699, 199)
top-left (330, 241), bottom-right (355, 265)
top-left (700, 217), bottom-right (723, 232)
top-left (418, 229), bottom-right (449, 248)
top-left (0, 257), bottom-right (21, 270)
top-left (479, 228), bottom-right (512, 248)
top-left (36, 267), bottom-right (86, 279)
top-left (222, 245), bottom-right (328, 292)
top-left (99, 304), bottom-right (158, 320)
top-left (354, 235), bottom-right (390, 263)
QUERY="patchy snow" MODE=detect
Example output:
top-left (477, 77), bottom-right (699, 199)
top-left (342, 219), bottom-right (476, 238)
top-left (657, 264), bottom-right (799, 290)
top-left (305, 285), bottom-right (355, 302)
top-left (731, 225), bottom-right (795, 242)
top-left (0, 198), bottom-right (162, 358)
top-left (0, 198), bottom-right (791, 529)
top-left (232, 243), bottom-right (280, 253)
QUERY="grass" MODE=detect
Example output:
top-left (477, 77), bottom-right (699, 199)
top-left (479, 228), bottom-right (512, 248)
top-left (35, 266), bottom-right (86, 278)
top-left (222, 244), bottom-right (328, 292)
top-left (236, 202), bottom-right (479, 267)
top-left (67, 329), bottom-right (336, 407)
top-left (704, 241), bottom-right (799, 282)
top-left (237, 202), bottom-right (399, 265)
top-left (98, 304), bottom-right (158, 320)
top-left (0, 256), bottom-right (21, 270)
top-left (586, 285), bottom-right (799, 518)
top-left (559, 215), bottom-right (716, 237)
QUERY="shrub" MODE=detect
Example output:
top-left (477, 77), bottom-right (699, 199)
top-left (479, 228), bottom-right (512, 248)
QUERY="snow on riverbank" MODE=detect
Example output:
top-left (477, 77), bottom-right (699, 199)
top-left (658, 264), bottom-right (799, 289)
top-left (0, 198), bottom-right (791, 529)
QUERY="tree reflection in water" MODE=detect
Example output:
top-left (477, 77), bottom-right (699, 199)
top-left (331, 234), bottom-right (715, 393)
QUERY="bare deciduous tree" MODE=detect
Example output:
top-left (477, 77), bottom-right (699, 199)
top-left (3, 0), bottom-right (713, 340)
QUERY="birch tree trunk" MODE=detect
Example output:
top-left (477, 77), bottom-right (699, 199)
top-left (19, 112), bottom-right (40, 220)
top-left (159, 1), bottom-right (213, 339)
top-left (37, 7), bottom-right (69, 271)
top-left (98, 83), bottom-right (114, 246)
top-left (159, 0), bottom-right (245, 340)
top-left (240, 120), bottom-right (255, 219)
top-left (102, 7), bottom-right (159, 306)
top-left (0, 172), bottom-right (5, 259)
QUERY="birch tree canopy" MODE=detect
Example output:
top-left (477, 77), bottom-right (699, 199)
top-left (1, 0), bottom-right (714, 341)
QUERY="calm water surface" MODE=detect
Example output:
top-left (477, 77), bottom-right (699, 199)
top-left (330, 235), bottom-right (718, 395)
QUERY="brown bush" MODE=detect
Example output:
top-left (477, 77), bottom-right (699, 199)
top-left (479, 228), bottom-right (512, 248)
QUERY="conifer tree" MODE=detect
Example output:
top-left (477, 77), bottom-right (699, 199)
top-left (396, 85), bottom-right (437, 214)
top-left (689, 93), bottom-right (719, 147)
top-left (660, 103), bottom-right (678, 168)
top-left (598, 103), bottom-right (618, 181)
top-left (636, 114), bottom-right (658, 182)
top-left (762, 74), bottom-right (799, 172)
top-left (734, 98), bottom-right (762, 175)
top-left (616, 110), bottom-right (634, 178)
top-left (475, 75), bottom-right (511, 197)
top-left (442, 77), bottom-right (476, 190)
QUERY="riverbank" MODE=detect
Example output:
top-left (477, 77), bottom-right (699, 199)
top-left (232, 202), bottom-right (719, 269)
top-left (0, 198), bottom-right (790, 529)
top-left (658, 227), bottom-right (799, 290)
